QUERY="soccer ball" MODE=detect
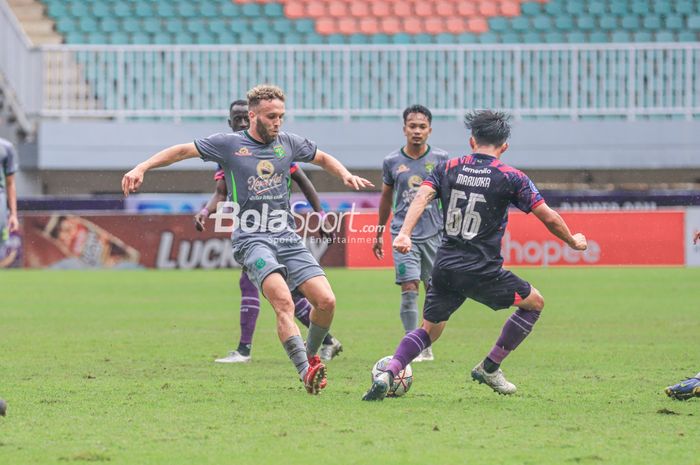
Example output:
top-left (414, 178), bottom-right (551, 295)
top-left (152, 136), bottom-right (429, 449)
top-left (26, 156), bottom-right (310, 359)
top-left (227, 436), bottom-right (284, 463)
top-left (371, 356), bottom-right (413, 397)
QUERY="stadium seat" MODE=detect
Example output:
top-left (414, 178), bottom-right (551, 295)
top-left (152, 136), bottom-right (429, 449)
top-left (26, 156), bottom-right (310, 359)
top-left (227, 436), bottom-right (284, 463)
top-left (328, 1), bottom-right (348, 18)
top-left (599, 16), bottom-right (617, 31)
top-left (565, 0), bottom-right (585, 15)
top-left (511, 16), bottom-right (530, 31)
top-left (500, 1), bottom-right (520, 17)
top-left (370, 33), bottom-right (390, 44)
top-left (555, 16), bottom-right (574, 31)
top-left (112, 2), bottom-right (131, 18)
top-left (380, 17), bottom-right (401, 35)
top-left (611, 31), bottom-right (631, 42)
top-left (350, 2), bottom-right (370, 17)
top-left (587, 0), bottom-right (606, 16)
top-left (521, 2), bottom-right (542, 16)
top-left (633, 31), bottom-right (653, 42)
top-left (435, 2), bottom-right (456, 17)
top-left (359, 17), bottom-right (379, 35)
top-left (532, 15), bottom-right (552, 31)
top-left (688, 15), bottom-right (700, 29)
top-left (414, 2), bottom-right (434, 17)
top-left (621, 16), bottom-right (641, 31)
top-left (479, 1), bottom-right (499, 17)
top-left (544, 31), bottom-right (565, 43)
top-left (665, 15), bottom-right (684, 30)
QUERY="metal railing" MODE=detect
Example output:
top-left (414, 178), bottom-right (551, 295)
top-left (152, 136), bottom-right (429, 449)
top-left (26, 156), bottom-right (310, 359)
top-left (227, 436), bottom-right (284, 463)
top-left (0, 0), bottom-right (42, 132)
top-left (26, 42), bottom-right (700, 122)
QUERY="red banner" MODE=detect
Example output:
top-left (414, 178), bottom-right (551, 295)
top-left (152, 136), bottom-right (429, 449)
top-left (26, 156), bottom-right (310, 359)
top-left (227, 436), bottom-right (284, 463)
top-left (344, 211), bottom-right (685, 267)
top-left (21, 214), bottom-right (345, 269)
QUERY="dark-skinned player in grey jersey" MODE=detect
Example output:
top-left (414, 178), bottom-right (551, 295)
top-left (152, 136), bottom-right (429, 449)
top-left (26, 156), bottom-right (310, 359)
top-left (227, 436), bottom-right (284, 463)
top-left (195, 100), bottom-right (342, 364)
top-left (364, 110), bottom-right (587, 401)
top-left (123, 84), bottom-right (373, 395)
top-left (373, 105), bottom-right (448, 362)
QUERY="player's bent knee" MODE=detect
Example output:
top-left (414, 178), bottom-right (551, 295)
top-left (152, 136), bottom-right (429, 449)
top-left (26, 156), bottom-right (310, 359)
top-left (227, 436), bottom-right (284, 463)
top-left (315, 293), bottom-right (336, 313)
top-left (401, 281), bottom-right (419, 292)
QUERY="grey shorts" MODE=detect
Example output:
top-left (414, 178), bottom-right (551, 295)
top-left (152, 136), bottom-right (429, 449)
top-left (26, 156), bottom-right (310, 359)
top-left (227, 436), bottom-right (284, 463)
top-left (233, 234), bottom-right (325, 293)
top-left (392, 234), bottom-right (440, 285)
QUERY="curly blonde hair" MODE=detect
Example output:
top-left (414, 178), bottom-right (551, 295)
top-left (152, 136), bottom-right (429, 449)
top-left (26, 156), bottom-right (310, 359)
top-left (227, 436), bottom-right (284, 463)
top-left (247, 84), bottom-right (285, 108)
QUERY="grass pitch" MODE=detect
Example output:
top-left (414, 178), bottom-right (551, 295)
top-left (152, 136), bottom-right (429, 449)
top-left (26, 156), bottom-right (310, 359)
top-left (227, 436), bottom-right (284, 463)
top-left (1, 268), bottom-right (698, 465)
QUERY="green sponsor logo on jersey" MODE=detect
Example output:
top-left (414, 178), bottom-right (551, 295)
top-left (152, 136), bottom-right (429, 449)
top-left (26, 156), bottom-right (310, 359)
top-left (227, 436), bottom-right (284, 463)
top-left (425, 162), bottom-right (435, 174)
top-left (273, 145), bottom-right (286, 159)
top-left (255, 258), bottom-right (266, 270)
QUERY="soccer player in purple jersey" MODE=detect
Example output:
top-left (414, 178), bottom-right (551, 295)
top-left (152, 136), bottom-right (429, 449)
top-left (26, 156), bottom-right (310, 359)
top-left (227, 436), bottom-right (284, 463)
top-left (123, 84), bottom-right (373, 395)
top-left (363, 110), bottom-right (587, 400)
top-left (373, 105), bottom-right (448, 362)
top-left (194, 100), bottom-right (342, 364)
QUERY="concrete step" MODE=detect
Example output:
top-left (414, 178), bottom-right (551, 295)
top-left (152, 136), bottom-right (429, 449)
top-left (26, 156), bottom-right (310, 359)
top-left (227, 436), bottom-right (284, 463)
top-left (22, 21), bottom-right (56, 35)
top-left (9, 3), bottom-right (44, 20)
top-left (28, 33), bottom-right (63, 45)
top-left (7, 0), bottom-right (39, 6)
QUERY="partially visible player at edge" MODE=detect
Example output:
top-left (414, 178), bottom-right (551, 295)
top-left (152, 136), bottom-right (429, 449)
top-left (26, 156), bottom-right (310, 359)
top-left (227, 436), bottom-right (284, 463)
top-left (123, 84), bottom-right (373, 395)
top-left (0, 138), bottom-right (19, 254)
top-left (663, 231), bottom-right (700, 400)
top-left (363, 110), bottom-right (587, 401)
top-left (373, 105), bottom-right (448, 362)
top-left (194, 99), bottom-right (342, 363)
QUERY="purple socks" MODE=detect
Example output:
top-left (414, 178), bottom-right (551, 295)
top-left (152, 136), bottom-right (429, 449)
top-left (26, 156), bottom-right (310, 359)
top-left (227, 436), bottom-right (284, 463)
top-left (487, 308), bottom-right (541, 364)
top-left (385, 328), bottom-right (432, 377)
top-left (239, 273), bottom-right (260, 346)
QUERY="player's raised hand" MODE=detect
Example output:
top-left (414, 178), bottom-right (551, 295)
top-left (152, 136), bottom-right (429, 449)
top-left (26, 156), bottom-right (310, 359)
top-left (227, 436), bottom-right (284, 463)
top-left (194, 208), bottom-right (209, 232)
top-left (121, 167), bottom-right (144, 197)
top-left (372, 236), bottom-right (384, 260)
top-left (393, 233), bottom-right (412, 254)
top-left (569, 233), bottom-right (587, 251)
top-left (694, 231), bottom-right (700, 245)
top-left (343, 174), bottom-right (374, 191)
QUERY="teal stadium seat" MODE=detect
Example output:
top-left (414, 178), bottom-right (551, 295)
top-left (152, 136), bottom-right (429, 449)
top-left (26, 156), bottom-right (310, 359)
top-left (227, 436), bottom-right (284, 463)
top-left (100, 18), bottom-right (119, 33)
top-left (219, 2), bottom-right (240, 16)
top-left (282, 32), bottom-right (302, 44)
top-left (134, 3), bottom-right (155, 18)
top-left (688, 15), bottom-right (700, 29)
top-left (644, 15), bottom-right (662, 29)
top-left (521, 2), bottom-right (542, 15)
top-left (633, 31), bottom-right (653, 42)
top-left (68, 1), bottom-right (89, 17)
top-left (675, 0), bottom-right (694, 14)
top-left (55, 17), bottom-right (77, 34)
top-left (46, 2), bottom-right (67, 18)
top-left (631, 1), bottom-right (651, 15)
top-left (544, 31), bottom-right (565, 43)
top-left (555, 16), bottom-right (574, 31)
top-left (501, 32), bottom-right (520, 43)
top-left (489, 17), bottom-right (509, 32)
top-left (349, 34), bottom-right (369, 45)
top-left (655, 31), bottom-right (676, 41)
top-left (599, 16), bottom-right (617, 31)
top-left (64, 31), bottom-right (84, 43)
top-left (112, 2), bottom-right (131, 18)
top-left (577, 15), bottom-right (595, 31)
top-left (195, 30), bottom-right (216, 44)
top-left (434, 33), bottom-right (454, 44)
top-left (86, 32), bottom-right (107, 44)
top-left (108, 31), bottom-right (129, 44)
top-left (533, 15), bottom-right (552, 31)
top-left (209, 19), bottom-right (228, 35)
top-left (609, 2), bottom-right (628, 15)
top-left (142, 18), bottom-right (162, 34)
top-left (91, 2), bottom-right (110, 19)
top-left (165, 19), bottom-right (185, 34)
top-left (391, 33), bottom-right (412, 44)
top-left (241, 3), bottom-right (262, 18)
top-left (295, 19), bottom-right (315, 34)
top-left (131, 32), bottom-right (150, 45)
top-left (272, 19), bottom-right (292, 34)
top-left (176, 2), bottom-right (197, 18)
top-left (587, 0), bottom-right (606, 15)
top-left (326, 34), bottom-right (346, 45)
top-left (611, 31), bottom-right (631, 42)
top-left (651, 0), bottom-right (673, 14)
top-left (523, 32), bottom-right (543, 43)
top-left (511, 16), bottom-right (530, 31)
top-left (678, 31), bottom-right (698, 41)
top-left (588, 31), bottom-right (607, 43)
top-left (186, 19), bottom-right (207, 34)
top-left (122, 18), bottom-right (140, 34)
top-left (264, 3), bottom-right (284, 17)
top-left (664, 15), bottom-right (684, 30)
top-left (456, 33), bottom-right (477, 43)
top-left (544, 1), bottom-right (564, 15)
top-left (565, 0), bottom-right (585, 15)
top-left (199, 1), bottom-right (218, 18)
top-left (250, 19), bottom-right (271, 34)
top-left (621, 16), bottom-right (641, 31)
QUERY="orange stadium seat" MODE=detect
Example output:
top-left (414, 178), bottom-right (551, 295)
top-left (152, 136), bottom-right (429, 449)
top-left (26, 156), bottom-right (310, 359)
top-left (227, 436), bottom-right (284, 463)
top-left (393, 2), bottom-right (412, 17)
top-left (500, 1), bottom-right (521, 17)
top-left (380, 16), bottom-right (402, 34)
top-left (457, 2), bottom-right (478, 17)
top-left (306, 1), bottom-right (326, 17)
top-left (414, 1), bottom-right (434, 17)
top-left (424, 17), bottom-right (444, 34)
top-left (468, 17), bottom-right (489, 33)
top-left (316, 17), bottom-right (335, 34)
top-left (403, 16), bottom-right (424, 34)
top-left (284, 1), bottom-right (305, 19)
top-left (446, 16), bottom-right (468, 33)
top-left (337, 17), bottom-right (356, 34)
top-left (479, 0), bottom-right (499, 17)
top-left (370, 1), bottom-right (391, 17)
top-left (435, 1), bottom-right (456, 17)
top-left (349, 1), bottom-right (370, 17)
top-left (359, 17), bottom-right (380, 34)
top-left (327, 1), bottom-right (348, 17)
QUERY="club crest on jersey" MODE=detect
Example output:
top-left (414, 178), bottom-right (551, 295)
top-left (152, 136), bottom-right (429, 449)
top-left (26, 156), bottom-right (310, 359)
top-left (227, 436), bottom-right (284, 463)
top-left (273, 145), bottom-right (286, 159)
top-left (249, 160), bottom-right (284, 195)
top-left (234, 147), bottom-right (252, 157)
top-left (396, 164), bottom-right (409, 175)
top-left (408, 175), bottom-right (423, 190)
top-left (425, 162), bottom-right (435, 174)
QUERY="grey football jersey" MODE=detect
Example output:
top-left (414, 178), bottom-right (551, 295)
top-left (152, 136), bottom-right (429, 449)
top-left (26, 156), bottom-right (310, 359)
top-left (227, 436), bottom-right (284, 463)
top-left (194, 130), bottom-right (317, 240)
top-left (0, 138), bottom-right (18, 197)
top-left (382, 146), bottom-right (449, 242)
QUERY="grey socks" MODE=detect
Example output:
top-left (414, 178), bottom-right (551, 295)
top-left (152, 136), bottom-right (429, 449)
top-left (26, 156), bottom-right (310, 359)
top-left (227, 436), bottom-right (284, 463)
top-left (400, 290), bottom-right (419, 333)
top-left (306, 322), bottom-right (330, 358)
top-left (283, 335), bottom-right (309, 380)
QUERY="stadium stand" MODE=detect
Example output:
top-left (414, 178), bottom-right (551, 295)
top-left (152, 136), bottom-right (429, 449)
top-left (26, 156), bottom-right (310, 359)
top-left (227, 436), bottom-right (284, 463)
top-left (37, 0), bottom-right (700, 45)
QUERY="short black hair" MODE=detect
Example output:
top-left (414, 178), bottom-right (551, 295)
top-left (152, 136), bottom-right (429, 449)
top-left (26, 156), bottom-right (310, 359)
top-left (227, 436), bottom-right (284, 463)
top-left (403, 104), bottom-right (432, 125)
top-left (229, 99), bottom-right (247, 112)
top-left (464, 110), bottom-right (511, 146)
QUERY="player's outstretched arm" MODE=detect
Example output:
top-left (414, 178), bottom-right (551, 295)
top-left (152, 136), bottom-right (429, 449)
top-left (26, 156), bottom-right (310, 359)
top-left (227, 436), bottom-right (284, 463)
top-left (311, 150), bottom-right (374, 191)
top-left (195, 179), bottom-right (227, 232)
top-left (122, 143), bottom-right (200, 196)
top-left (373, 183), bottom-right (393, 259)
top-left (291, 167), bottom-right (323, 212)
top-left (393, 185), bottom-right (436, 254)
top-left (532, 203), bottom-right (587, 250)
top-left (6, 174), bottom-right (18, 233)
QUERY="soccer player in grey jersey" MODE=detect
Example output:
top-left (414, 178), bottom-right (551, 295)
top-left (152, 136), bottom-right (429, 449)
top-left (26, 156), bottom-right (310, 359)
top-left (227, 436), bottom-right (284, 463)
top-left (194, 99), bottom-right (342, 364)
top-left (0, 138), bottom-right (19, 250)
top-left (373, 105), bottom-right (448, 362)
top-left (122, 84), bottom-right (373, 395)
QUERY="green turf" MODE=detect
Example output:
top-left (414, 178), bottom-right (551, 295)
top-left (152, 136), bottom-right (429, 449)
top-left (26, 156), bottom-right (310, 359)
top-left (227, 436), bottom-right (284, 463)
top-left (0, 268), bottom-right (698, 464)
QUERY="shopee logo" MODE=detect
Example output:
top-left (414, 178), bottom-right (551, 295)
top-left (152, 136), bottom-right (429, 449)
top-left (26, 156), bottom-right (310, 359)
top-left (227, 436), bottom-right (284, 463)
top-left (501, 232), bottom-right (601, 265)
